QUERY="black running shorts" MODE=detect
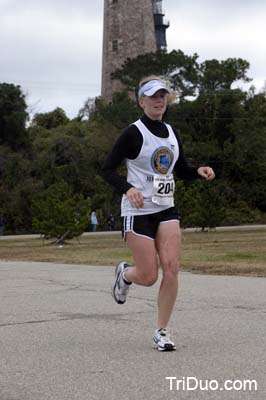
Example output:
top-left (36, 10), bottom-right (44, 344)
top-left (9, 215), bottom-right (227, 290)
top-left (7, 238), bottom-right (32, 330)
top-left (122, 207), bottom-right (180, 240)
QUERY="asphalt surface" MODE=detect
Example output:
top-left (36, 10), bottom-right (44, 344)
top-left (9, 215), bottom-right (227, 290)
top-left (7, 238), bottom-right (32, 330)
top-left (0, 261), bottom-right (265, 400)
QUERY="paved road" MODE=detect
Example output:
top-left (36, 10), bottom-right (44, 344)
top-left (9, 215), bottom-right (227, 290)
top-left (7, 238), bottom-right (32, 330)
top-left (0, 261), bottom-right (265, 400)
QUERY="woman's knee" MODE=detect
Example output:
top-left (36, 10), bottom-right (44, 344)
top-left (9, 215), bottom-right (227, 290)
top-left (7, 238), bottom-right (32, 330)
top-left (161, 261), bottom-right (179, 280)
top-left (140, 269), bottom-right (158, 287)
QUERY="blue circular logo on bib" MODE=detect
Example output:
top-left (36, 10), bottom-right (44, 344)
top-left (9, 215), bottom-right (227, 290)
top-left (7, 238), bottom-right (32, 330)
top-left (151, 146), bottom-right (174, 174)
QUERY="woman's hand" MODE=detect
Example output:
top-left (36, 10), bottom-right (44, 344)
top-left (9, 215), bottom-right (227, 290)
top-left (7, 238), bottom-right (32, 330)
top-left (126, 187), bottom-right (144, 209)
top-left (197, 166), bottom-right (215, 181)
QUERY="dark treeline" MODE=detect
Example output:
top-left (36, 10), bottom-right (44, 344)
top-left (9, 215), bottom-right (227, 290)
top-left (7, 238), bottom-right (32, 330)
top-left (0, 50), bottom-right (266, 236)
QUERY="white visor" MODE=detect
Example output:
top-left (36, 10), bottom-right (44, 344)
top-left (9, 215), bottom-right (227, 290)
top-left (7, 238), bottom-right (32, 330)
top-left (138, 80), bottom-right (169, 98)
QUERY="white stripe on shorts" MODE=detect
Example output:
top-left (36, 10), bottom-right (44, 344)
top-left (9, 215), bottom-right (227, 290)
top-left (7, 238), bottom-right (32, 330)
top-left (124, 216), bottom-right (134, 232)
top-left (123, 215), bottom-right (154, 241)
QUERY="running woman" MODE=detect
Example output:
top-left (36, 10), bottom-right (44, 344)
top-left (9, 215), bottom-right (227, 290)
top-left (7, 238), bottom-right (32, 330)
top-left (102, 76), bottom-right (215, 351)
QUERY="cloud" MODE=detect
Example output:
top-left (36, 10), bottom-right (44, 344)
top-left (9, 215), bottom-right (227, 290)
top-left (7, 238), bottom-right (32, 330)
top-left (0, 1), bottom-right (103, 117)
top-left (165, 0), bottom-right (266, 85)
top-left (1, 0), bottom-right (102, 19)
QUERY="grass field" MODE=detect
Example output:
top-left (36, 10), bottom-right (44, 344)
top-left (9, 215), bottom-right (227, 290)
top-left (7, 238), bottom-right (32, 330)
top-left (1, 228), bottom-right (266, 276)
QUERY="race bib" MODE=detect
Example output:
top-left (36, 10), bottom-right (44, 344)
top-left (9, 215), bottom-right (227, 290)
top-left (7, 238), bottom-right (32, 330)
top-left (151, 174), bottom-right (175, 206)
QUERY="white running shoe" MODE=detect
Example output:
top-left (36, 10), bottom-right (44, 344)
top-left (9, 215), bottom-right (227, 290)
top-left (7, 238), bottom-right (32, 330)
top-left (112, 262), bottom-right (131, 304)
top-left (153, 328), bottom-right (176, 351)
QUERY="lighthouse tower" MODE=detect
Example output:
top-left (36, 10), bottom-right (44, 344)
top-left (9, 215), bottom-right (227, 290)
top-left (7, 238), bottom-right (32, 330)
top-left (101, 0), bottom-right (169, 101)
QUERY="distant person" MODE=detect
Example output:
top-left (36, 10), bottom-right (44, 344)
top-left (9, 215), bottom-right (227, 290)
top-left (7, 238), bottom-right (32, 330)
top-left (107, 214), bottom-right (115, 231)
top-left (90, 211), bottom-right (98, 232)
top-left (102, 75), bottom-right (215, 351)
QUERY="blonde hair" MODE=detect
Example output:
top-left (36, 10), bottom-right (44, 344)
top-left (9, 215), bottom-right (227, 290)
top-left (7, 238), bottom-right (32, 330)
top-left (138, 75), bottom-right (177, 105)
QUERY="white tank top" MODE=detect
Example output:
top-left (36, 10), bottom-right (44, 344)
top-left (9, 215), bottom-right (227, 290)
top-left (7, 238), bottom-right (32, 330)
top-left (121, 119), bottom-right (179, 216)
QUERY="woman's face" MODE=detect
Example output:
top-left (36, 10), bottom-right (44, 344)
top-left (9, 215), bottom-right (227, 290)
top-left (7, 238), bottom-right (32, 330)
top-left (139, 90), bottom-right (168, 120)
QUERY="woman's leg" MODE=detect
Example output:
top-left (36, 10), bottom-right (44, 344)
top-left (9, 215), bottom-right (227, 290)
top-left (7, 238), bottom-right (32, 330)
top-left (155, 221), bottom-right (181, 329)
top-left (124, 233), bottom-right (159, 287)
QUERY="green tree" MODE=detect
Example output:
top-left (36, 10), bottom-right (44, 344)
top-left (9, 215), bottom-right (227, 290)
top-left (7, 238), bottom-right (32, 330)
top-left (112, 51), bottom-right (251, 101)
top-left (31, 107), bottom-right (69, 129)
top-left (198, 58), bottom-right (251, 93)
top-left (223, 91), bottom-right (266, 212)
top-left (93, 92), bottom-right (139, 128)
top-left (0, 83), bottom-right (28, 150)
top-left (111, 49), bottom-right (199, 98)
top-left (0, 145), bottom-right (39, 233)
top-left (32, 181), bottom-right (91, 242)
top-left (175, 180), bottom-right (225, 230)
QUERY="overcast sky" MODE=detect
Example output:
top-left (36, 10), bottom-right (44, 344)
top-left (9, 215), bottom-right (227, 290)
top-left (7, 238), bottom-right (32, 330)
top-left (1, 0), bottom-right (265, 119)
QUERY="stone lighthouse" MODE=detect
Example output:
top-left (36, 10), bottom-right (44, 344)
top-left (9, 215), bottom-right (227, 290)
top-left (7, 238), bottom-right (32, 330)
top-left (101, 0), bottom-right (169, 101)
